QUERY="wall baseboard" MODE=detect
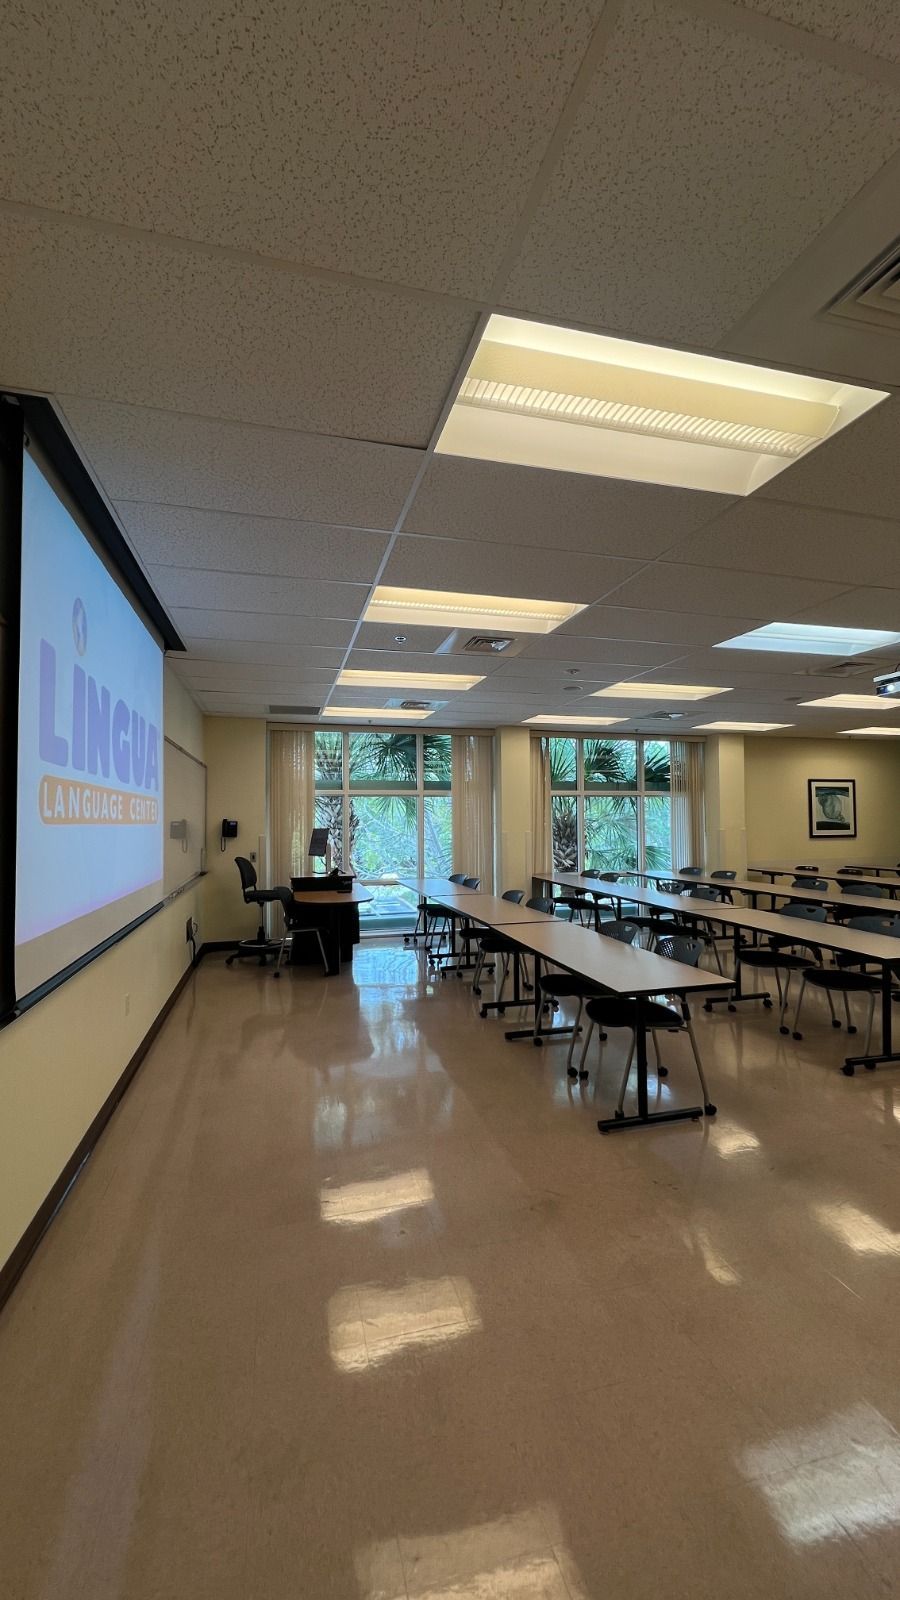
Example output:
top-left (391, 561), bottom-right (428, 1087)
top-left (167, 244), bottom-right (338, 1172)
top-left (0, 957), bottom-right (197, 1315)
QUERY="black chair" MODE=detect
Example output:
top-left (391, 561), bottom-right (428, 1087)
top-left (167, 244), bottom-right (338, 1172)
top-left (535, 912), bottom-right (637, 1063)
top-left (564, 920), bottom-right (640, 1075)
top-left (472, 890), bottom-right (524, 994)
top-left (793, 915), bottom-right (900, 1050)
top-left (225, 856), bottom-right (286, 966)
top-left (734, 902), bottom-right (827, 1033)
top-left (832, 880), bottom-right (887, 922)
top-left (710, 868), bottom-right (737, 904)
top-left (791, 876), bottom-right (827, 890)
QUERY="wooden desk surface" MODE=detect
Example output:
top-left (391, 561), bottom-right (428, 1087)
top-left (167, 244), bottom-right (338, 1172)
top-left (501, 918), bottom-right (731, 997)
top-left (292, 885), bottom-right (373, 906)
top-left (431, 892), bottom-right (555, 924)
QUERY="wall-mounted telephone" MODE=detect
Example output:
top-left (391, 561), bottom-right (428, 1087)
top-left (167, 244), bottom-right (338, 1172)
top-left (220, 818), bottom-right (238, 852)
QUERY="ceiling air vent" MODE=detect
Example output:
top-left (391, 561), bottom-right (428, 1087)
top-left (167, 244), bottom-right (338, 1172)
top-left (463, 635), bottom-right (516, 654)
top-left (382, 698), bottom-right (449, 712)
top-left (827, 241), bottom-right (900, 335)
top-left (795, 660), bottom-right (879, 680)
top-left (269, 704), bottom-right (320, 715)
top-left (637, 710), bottom-right (687, 721)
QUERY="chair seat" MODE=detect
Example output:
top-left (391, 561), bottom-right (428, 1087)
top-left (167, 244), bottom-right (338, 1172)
top-left (538, 973), bottom-right (604, 999)
top-left (477, 932), bottom-right (516, 954)
top-left (804, 967), bottom-right (878, 992)
top-left (585, 997), bottom-right (681, 1030)
top-left (738, 948), bottom-right (813, 971)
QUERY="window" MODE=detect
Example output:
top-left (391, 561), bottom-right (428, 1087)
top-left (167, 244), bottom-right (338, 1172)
top-left (314, 730), bottom-right (453, 926)
top-left (549, 736), bottom-right (674, 875)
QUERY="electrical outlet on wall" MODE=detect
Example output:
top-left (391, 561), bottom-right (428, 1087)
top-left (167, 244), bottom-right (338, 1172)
top-left (250, 851), bottom-right (257, 863)
top-left (124, 993), bottom-right (131, 1016)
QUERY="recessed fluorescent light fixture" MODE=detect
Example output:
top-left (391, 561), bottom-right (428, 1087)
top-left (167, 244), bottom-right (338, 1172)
top-left (337, 669), bottom-right (484, 691)
top-left (695, 721), bottom-right (792, 732)
top-left (364, 585), bottom-right (585, 635)
top-left (714, 622), bottom-right (900, 656)
top-left (524, 714), bottom-right (627, 727)
top-left (800, 694), bottom-right (900, 711)
top-left (321, 705), bottom-right (433, 721)
top-left (591, 682), bottom-right (730, 701)
top-left (436, 313), bottom-right (888, 496)
top-left (841, 726), bottom-right (900, 737)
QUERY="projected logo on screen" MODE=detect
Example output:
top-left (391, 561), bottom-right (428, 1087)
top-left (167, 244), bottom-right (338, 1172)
top-left (38, 616), bottom-right (161, 826)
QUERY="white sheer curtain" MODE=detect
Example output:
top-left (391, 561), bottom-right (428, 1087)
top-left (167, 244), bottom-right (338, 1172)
top-left (451, 734), bottom-right (494, 890)
top-left (269, 728), bottom-right (315, 888)
top-left (671, 738), bottom-right (705, 871)
top-left (530, 735), bottom-right (552, 877)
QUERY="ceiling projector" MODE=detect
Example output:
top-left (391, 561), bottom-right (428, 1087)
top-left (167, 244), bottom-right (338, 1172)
top-left (873, 669), bottom-right (900, 698)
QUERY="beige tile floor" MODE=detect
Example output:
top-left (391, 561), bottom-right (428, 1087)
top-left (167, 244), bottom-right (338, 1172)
top-left (3, 940), bottom-right (900, 1598)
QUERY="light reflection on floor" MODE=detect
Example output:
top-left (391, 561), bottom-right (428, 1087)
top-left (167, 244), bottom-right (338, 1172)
top-left (320, 1167), bottom-right (435, 1226)
top-left (355, 1505), bottom-right (588, 1599)
top-left (741, 1404), bottom-right (900, 1545)
top-left (328, 1276), bottom-right (481, 1372)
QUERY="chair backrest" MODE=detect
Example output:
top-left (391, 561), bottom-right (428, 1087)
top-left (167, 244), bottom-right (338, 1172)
top-left (448, 872), bottom-right (467, 884)
top-left (795, 864), bottom-right (819, 872)
top-left (526, 896), bottom-right (555, 915)
top-left (847, 914), bottom-right (900, 937)
top-left (235, 856), bottom-right (258, 899)
top-left (599, 919), bottom-right (639, 945)
top-left (687, 884), bottom-right (722, 902)
top-left (792, 876), bottom-right (827, 889)
top-left (655, 934), bottom-right (702, 967)
top-left (463, 876), bottom-right (480, 889)
top-left (502, 888), bottom-right (525, 903)
top-left (841, 881), bottom-right (885, 897)
top-left (711, 869), bottom-right (736, 880)
top-left (581, 869), bottom-right (599, 878)
top-left (781, 901), bottom-right (828, 923)
top-left (595, 871), bottom-right (619, 881)
top-left (680, 866), bottom-right (703, 876)
top-left (656, 879), bottom-right (685, 895)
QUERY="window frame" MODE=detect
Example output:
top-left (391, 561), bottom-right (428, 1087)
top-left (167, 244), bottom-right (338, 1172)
top-left (548, 735), bottom-right (673, 875)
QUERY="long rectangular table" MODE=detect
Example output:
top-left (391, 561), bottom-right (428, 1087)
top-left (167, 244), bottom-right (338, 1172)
top-left (750, 863), bottom-right (900, 894)
top-left (496, 918), bottom-right (731, 1131)
top-left (538, 868), bottom-right (897, 923)
top-left (584, 880), bottom-right (900, 1073)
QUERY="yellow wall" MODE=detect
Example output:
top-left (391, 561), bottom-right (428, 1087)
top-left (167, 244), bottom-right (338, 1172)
top-left (0, 667), bottom-right (204, 1275)
top-left (202, 717), bottom-right (268, 941)
top-left (745, 735), bottom-right (900, 867)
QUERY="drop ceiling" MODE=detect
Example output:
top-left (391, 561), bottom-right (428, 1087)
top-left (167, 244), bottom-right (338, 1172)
top-left (3, 0), bottom-right (900, 738)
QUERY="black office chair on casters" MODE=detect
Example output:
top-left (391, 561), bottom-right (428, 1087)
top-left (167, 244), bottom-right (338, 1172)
top-left (225, 857), bottom-right (284, 965)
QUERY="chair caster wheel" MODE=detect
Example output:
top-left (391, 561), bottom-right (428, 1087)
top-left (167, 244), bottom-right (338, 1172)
top-left (847, 1025), bottom-right (857, 1035)
top-left (841, 1064), bottom-right (855, 1076)
top-left (763, 997), bottom-right (772, 1010)
top-left (456, 971), bottom-right (463, 979)
top-left (658, 1066), bottom-right (668, 1078)
top-left (792, 1031), bottom-right (803, 1040)
top-left (779, 1025), bottom-right (789, 1035)
top-left (704, 1103), bottom-right (717, 1116)
top-left (599, 1032), bottom-right (607, 1042)
top-left (473, 986), bottom-right (482, 997)
top-left (498, 1005), bottom-right (506, 1016)
top-left (727, 1003), bottom-right (737, 1013)
top-left (703, 1002), bottom-right (712, 1013)
top-left (865, 1061), bottom-right (877, 1071)
top-left (533, 1037), bottom-right (543, 1047)
top-left (479, 1006), bottom-right (487, 1019)
top-left (831, 1018), bottom-right (842, 1029)
top-left (614, 1109), bottom-right (624, 1120)
top-left (567, 1067), bottom-right (578, 1080)
top-left (579, 1070), bottom-right (589, 1081)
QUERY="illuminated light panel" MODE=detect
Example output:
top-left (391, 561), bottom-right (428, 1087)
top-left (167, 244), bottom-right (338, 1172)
top-left (694, 721), bottom-right (792, 732)
top-left (436, 313), bottom-right (887, 496)
top-left (524, 714), bottom-right (628, 727)
top-left (799, 694), bottom-right (900, 711)
top-left (715, 622), bottom-right (900, 656)
top-left (591, 682), bottom-right (730, 701)
top-left (320, 1168), bottom-right (434, 1226)
top-left (321, 705), bottom-right (433, 721)
top-left (364, 585), bottom-right (585, 635)
top-left (842, 725), bottom-right (900, 737)
top-left (327, 1277), bottom-right (480, 1372)
top-left (337, 669), bottom-right (483, 691)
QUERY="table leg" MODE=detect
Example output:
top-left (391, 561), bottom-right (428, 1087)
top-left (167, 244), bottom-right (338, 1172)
top-left (843, 958), bottom-right (900, 1073)
top-left (598, 993), bottom-right (704, 1132)
top-left (704, 925), bottom-right (767, 1012)
top-left (504, 953), bottom-right (579, 1043)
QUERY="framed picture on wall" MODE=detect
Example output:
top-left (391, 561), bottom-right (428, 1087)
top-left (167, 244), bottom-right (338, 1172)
top-left (808, 778), bottom-right (857, 839)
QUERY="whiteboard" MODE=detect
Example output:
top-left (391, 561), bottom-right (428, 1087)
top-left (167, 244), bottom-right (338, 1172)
top-left (164, 737), bottom-right (207, 895)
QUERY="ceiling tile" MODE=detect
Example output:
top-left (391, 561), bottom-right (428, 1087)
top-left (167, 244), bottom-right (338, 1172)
top-left (117, 504), bottom-right (390, 581)
top-left (404, 454), bottom-right (734, 558)
top-left (379, 536), bottom-right (640, 604)
top-left (351, 622), bottom-right (452, 654)
top-left (59, 398), bottom-right (421, 526)
top-left (596, 562), bottom-right (848, 617)
top-left (755, 399), bottom-right (900, 522)
top-left (503, 0), bottom-right (900, 342)
top-left (344, 648), bottom-right (503, 679)
top-left (786, 588), bottom-right (900, 631)
top-left (664, 500), bottom-right (900, 586)
top-left (0, 212), bottom-right (475, 445)
top-left (149, 567), bottom-right (368, 620)
top-left (170, 610), bottom-right (354, 647)
top-left (559, 605), bottom-right (762, 646)
top-left (0, 0), bottom-right (603, 298)
top-left (739, 0), bottom-right (900, 63)
top-left (518, 634), bottom-right (685, 668)
top-left (178, 639), bottom-right (347, 669)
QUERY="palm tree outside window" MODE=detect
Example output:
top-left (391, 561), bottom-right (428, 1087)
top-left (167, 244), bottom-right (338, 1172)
top-left (549, 737), bottom-right (673, 874)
